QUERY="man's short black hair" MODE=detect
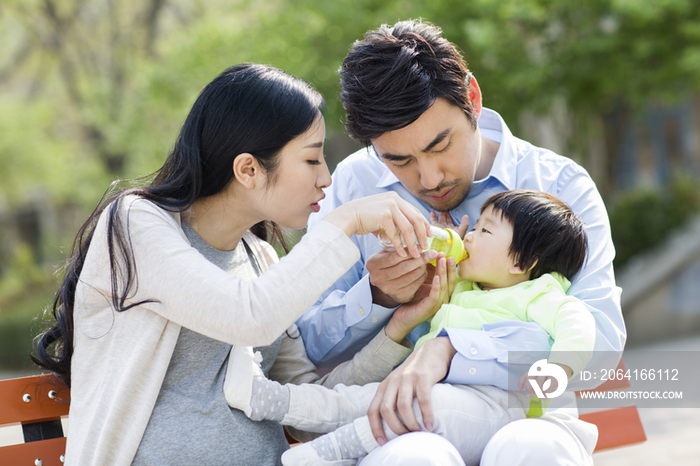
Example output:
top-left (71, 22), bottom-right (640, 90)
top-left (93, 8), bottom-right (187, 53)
top-left (340, 20), bottom-right (476, 145)
top-left (483, 190), bottom-right (588, 281)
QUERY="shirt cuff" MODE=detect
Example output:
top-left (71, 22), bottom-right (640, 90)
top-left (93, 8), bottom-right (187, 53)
top-left (440, 328), bottom-right (499, 385)
top-left (343, 273), bottom-right (399, 328)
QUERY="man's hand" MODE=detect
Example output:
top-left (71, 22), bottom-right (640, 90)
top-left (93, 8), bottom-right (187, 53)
top-left (385, 254), bottom-right (456, 343)
top-left (367, 336), bottom-right (457, 445)
top-left (367, 248), bottom-right (438, 308)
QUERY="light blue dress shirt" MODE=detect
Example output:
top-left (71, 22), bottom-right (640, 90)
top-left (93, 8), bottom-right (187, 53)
top-left (297, 108), bottom-right (625, 390)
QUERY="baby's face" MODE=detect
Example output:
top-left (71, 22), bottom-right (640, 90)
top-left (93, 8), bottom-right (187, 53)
top-left (457, 205), bottom-right (519, 290)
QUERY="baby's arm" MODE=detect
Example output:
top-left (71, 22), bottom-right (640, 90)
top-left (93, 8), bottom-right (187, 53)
top-left (525, 287), bottom-right (596, 378)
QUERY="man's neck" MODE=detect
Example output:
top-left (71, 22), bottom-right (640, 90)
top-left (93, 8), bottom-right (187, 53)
top-left (474, 133), bottom-right (501, 180)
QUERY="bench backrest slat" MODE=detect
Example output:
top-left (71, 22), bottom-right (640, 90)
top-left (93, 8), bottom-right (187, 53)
top-left (0, 375), bottom-right (70, 426)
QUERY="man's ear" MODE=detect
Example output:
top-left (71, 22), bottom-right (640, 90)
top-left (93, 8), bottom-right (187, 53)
top-left (233, 153), bottom-right (262, 190)
top-left (468, 74), bottom-right (483, 120)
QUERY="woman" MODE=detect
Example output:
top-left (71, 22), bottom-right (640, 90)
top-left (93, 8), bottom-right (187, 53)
top-left (33, 64), bottom-right (438, 465)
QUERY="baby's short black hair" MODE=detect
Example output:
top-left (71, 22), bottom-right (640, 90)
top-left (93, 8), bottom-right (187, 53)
top-left (482, 190), bottom-right (588, 280)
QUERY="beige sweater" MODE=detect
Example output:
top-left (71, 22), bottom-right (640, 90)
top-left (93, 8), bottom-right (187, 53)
top-left (66, 196), bottom-right (410, 465)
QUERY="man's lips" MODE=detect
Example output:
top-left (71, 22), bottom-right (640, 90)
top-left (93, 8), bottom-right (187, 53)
top-left (426, 188), bottom-right (454, 203)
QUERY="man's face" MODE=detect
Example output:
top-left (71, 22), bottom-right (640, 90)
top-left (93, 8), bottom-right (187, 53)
top-left (371, 98), bottom-right (484, 212)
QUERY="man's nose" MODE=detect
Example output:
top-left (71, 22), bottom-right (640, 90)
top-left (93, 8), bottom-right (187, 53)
top-left (418, 159), bottom-right (445, 190)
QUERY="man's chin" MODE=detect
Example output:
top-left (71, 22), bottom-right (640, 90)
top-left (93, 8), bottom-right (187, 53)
top-left (423, 188), bottom-right (470, 212)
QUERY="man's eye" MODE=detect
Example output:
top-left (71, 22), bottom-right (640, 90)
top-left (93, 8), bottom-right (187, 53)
top-left (392, 159), bottom-right (411, 168)
top-left (434, 141), bottom-right (452, 153)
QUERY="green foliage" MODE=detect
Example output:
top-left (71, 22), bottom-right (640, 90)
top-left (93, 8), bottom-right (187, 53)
top-left (0, 245), bottom-right (45, 301)
top-left (609, 176), bottom-right (700, 268)
top-left (0, 98), bottom-right (108, 205)
top-left (0, 280), bottom-right (55, 371)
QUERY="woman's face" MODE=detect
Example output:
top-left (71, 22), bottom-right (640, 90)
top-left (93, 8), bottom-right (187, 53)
top-left (263, 115), bottom-right (331, 229)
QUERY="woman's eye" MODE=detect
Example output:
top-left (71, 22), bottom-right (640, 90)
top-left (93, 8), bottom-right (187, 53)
top-left (307, 160), bottom-right (322, 165)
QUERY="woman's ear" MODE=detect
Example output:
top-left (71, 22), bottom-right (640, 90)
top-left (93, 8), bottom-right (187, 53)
top-left (233, 153), bottom-right (262, 190)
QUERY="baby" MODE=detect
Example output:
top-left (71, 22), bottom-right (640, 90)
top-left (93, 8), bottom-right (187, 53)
top-left (226, 190), bottom-right (595, 466)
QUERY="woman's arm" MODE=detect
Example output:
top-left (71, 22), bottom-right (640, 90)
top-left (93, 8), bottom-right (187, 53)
top-left (93, 198), bottom-right (359, 346)
top-left (83, 192), bottom-right (429, 348)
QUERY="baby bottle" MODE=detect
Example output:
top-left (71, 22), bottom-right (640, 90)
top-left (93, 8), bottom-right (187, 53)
top-left (378, 225), bottom-right (468, 264)
top-left (425, 226), bottom-right (469, 264)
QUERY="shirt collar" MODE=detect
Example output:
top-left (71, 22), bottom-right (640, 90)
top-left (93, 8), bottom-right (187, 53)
top-left (376, 157), bottom-right (401, 188)
top-left (374, 108), bottom-right (518, 191)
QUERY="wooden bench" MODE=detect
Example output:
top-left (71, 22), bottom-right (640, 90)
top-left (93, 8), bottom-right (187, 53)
top-left (0, 374), bottom-right (69, 465)
top-left (577, 361), bottom-right (647, 452)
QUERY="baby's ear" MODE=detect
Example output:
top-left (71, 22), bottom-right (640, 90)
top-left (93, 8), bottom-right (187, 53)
top-left (509, 258), bottom-right (537, 278)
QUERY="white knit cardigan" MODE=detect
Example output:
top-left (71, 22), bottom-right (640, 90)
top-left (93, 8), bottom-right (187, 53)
top-left (65, 196), bottom-right (403, 465)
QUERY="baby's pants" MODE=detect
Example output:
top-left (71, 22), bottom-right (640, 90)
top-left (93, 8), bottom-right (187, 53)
top-left (282, 382), bottom-right (529, 465)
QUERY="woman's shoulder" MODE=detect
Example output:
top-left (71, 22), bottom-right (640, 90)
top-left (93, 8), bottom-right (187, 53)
top-left (114, 194), bottom-right (182, 227)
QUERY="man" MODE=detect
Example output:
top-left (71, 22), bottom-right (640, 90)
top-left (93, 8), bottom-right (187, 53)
top-left (297, 20), bottom-right (625, 465)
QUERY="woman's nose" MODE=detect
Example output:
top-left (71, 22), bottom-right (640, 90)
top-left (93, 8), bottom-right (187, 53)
top-left (318, 157), bottom-right (332, 189)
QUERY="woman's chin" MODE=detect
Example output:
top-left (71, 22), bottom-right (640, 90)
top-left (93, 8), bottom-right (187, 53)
top-left (276, 217), bottom-right (309, 231)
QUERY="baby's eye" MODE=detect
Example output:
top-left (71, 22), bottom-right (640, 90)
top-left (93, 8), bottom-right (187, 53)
top-left (481, 228), bottom-right (490, 234)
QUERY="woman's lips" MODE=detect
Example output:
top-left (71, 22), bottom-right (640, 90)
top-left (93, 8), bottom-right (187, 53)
top-left (311, 194), bottom-right (325, 213)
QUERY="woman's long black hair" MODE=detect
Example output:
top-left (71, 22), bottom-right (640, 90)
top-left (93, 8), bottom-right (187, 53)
top-left (32, 64), bottom-right (324, 388)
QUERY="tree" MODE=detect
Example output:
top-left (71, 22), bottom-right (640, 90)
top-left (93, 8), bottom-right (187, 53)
top-left (0, 0), bottom-right (188, 176)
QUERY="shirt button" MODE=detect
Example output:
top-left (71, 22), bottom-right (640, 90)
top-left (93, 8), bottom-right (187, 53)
top-left (358, 308), bottom-right (365, 315)
top-left (470, 347), bottom-right (478, 355)
top-left (371, 317), bottom-right (378, 323)
top-left (469, 367), bottom-right (477, 375)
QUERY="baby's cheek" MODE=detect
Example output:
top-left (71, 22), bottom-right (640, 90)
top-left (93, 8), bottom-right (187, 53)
top-left (456, 263), bottom-right (469, 280)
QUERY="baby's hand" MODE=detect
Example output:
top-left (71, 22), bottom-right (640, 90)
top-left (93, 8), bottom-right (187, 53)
top-left (385, 254), bottom-right (454, 343)
top-left (430, 212), bottom-right (469, 239)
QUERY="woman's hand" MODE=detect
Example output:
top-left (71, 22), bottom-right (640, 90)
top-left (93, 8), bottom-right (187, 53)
top-left (367, 336), bottom-right (457, 445)
top-left (324, 192), bottom-right (430, 259)
top-left (384, 254), bottom-right (456, 343)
